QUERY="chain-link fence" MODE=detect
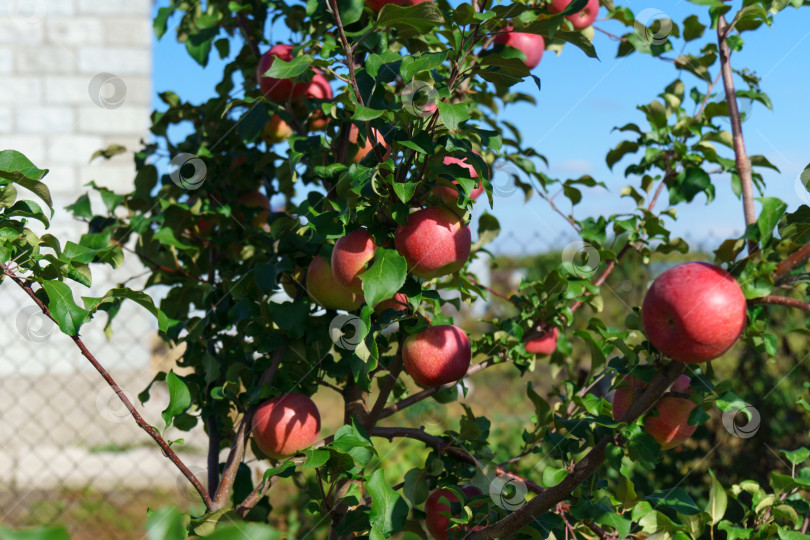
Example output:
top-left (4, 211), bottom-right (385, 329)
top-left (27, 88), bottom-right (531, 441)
top-left (0, 224), bottom-right (733, 539)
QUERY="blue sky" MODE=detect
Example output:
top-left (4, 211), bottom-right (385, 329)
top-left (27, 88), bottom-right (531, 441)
top-left (151, 1), bottom-right (810, 254)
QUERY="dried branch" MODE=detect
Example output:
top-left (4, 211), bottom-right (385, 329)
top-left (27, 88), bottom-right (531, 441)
top-left (0, 265), bottom-right (214, 510)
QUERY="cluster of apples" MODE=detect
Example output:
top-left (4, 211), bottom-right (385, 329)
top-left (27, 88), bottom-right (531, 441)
top-left (611, 261), bottom-right (747, 449)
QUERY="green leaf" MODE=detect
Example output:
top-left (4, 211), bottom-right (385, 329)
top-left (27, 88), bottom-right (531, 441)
top-left (719, 521), bottom-right (753, 540)
top-left (335, 0), bottom-right (364, 26)
top-left (403, 468), bottom-right (429, 506)
top-left (42, 281), bottom-right (89, 336)
top-left (392, 180), bottom-right (419, 204)
top-left (436, 101), bottom-right (470, 132)
top-left (606, 140), bottom-right (638, 170)
top-left (526, 382), bottom-right (551, 426)
top-left (780, 447), bottom-right (810, 467)
top-left (0, 526), bottom-right (72, 540)
top-left (351, 105), bottom-right (385, 121)
top-left (66, 194), bottom-right (92, 219)
top-left (756, 197), bottom-right (787, 243)
top-left (475, 213), bottom-right (500, 248)
top-left (200, 524), bottom-right (281, 540)
top-left (401, 52), bottom-right (447, 82)
top-left (302, 448), bottom-right (330, 469)
top-left (368, 469), bottom-right (409, 539)
top-left (542, 466), bottom-right (567, 487)
top-left (102, 288), bottom-right (171, 332)
top-left (262, 54), bottom-right (314, 79)
top-left (707, 469), bottom-right (727, 525)
top-left (162, 371), bottom-right (191, 428)
top-left (669, 167), bottom-right (714, 205)
top-left (377, 2), bottom-right (445, 34)
top-left (683, 14), bottom-right (707, 41)
top-left (146, 507), bottom-right (187, 540)
top-left (360, 248), bottom-right (407, 308)
top-left (647, 488), bottom-right (702, 515)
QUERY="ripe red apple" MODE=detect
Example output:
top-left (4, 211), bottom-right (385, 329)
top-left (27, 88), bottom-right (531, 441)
top-left (374, 293), bottom-right (409, 315)
top-left (251, 392), bottom-right (321, 458)
top-left (331, 228), bottom-right (377, 295)
top-left (642, 262), bottom-right (746, 364)
top-left (548, 0), bottom-right (600, 30)
top-left (394, 207), bottom-right (471, 279)
top-left (235, 190), bottom-right (271, 229)
top-left (365, 0), bottom-right (432, 12)
top-left (524, 327), bottom-right (559, 355)
top-left (295, 72), bottom-right (333, 130)
top-left (263, 115), bottom-right (293, 145)
top-left (425, 485), bottom-right (482, 540)
top-left (432, 156), bottom-right (485, 203)
top-left (402, 325), bottom-right (471, 386)
top-left (612, 373), bottom-right (697, 450)
top-left (494, 30), bottom-right (545, 70)
top-left (306, 256), bottom-right (364, 311)
top-left (348, 124), bottom-right (390, 163)
top-left (257, 45), bottom-right (298, 103)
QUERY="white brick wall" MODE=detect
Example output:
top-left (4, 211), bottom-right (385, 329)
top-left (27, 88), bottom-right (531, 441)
top-left (0, 19), bottom-right (44, 44)
top-left (0, 135), bottom-right (45, 163)
top-left (46, 18), bottom-right (104, 45)
top-left (104, 18), bottom-right (152, 47)
top-left (78, 106), bottom-right (150, 134)
top-left (16, 48), bottom-right (77, 74)
top-left (77, 0), bottom-right (151, 16)
top-left (17, 106), bottom-right (75, 133)
top-left (0, 47), bottom-right (11, 74)
top-left (47, 134), bottom-right (104, 165)
top-left (78, 47), bottom-right (151, 75)
top-left (0, 107), bottom-right (12, 133)
top-left (0, 78), bottom-right (44, 104)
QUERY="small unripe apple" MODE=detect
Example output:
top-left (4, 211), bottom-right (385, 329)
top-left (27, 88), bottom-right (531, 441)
top-left (494, 30), bottom-right (545, 70)
top-left (348, 124), bottom-right (390, 163)
top-left (331, 228), bottom-right (377, 295)
top-left (402, 325), bottom-right (471, 386)
top-left (365, 0), bottom-right (432, 12)
top-left (374, 293), bottom-right (409, 315)
top-left (236, 190), bottom-right (271, 229)
top-left (612, 373), bottom-right (697, 450)
top-left (263, 115), bottom-right (293, 145)
top-left (306, 256), bottom-right (364, 311)
top-left (642, 262), bottom-right (746, 364)
top-left (251, 392), bottom-right (321, 458)
top-left (524, 327), bottom-right (559, 355)
top-left (548, 0), bottom-right (600, 30)
top-left (394, 207), bottom-right (471, 279)
top-left (425, 485), bottom-right (483, 540)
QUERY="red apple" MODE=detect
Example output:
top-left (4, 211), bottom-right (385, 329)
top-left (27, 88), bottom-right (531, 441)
top-left (642, 262), bottom-right (746, 364)
top-left (548, 0), bottom-right (600, 30)
top-left (494, 30), bottom-right (545, 70)
top-left (235, 190), bottom-right (271, 229)
top-left (374, 293), bottom-right (409, 315)
top-left (251, 392), bottom-right (321, 459)
top-left (263, 114), bottom-right (293, 145)
top-left (394, 207), bottom-right (471, 279)
top-left (306, 256), bottom-right (364, 311)
top-left (257, 45), bottom-right (297, 103)
top-left (331, 228), bottom-right (377, 295)
top-left (366, 0), bottom-right (432, 12)
top-left (402, 325), bottom-right (471, 387)
top-left (348, 124), bottom-right (390, 163)
top-left (425, 485), bottom-right (482, 540)
top-left (524, 327), bottom-right (559, 355)
top-left (296, 72), bottom-right (333, 130)
top-left (612, 373), bottom-right (697, 450)
top-left (432, 156), bottom-right (485, 203)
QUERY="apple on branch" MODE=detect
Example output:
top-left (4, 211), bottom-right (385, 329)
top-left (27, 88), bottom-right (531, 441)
top-left (306, 255), bottom-right (364, 311)
top-left (331, 228), bottom-right (377, 295)
top-left (394, 207), bottom-right (471, 279)
top-left (425, 485), bottom-right (483, 540)
top-left (431, 156), bottom-right (486, 203)
top-left (348, 124), bottom-right (391, 163)
top-left (642, 262), bottom-right (746, 364)
top-left (402, 325), bottom-right (471, 386)
top-left (523, 326), bottom-right (559, 355)
top-left (251, 392), bottom-right (321, 458)
top-left (494, 29), bottom-right (545, 70)
top-left (547, 0), bottom-right (600, 30)
top-left (612, 373), bottom-right (697, 450)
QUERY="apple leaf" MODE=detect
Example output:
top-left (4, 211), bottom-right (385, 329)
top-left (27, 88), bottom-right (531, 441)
top-left (475, 212), bottom-right (500, 248)
top-left (368, 469), bottom-right (409, 540)
top-left (262, 54), bottom-right (314, 79)
top-left (756, 197), bottom-right (787, 244)
top-left (707, 469), bottom-right (728, 525)
top-left (0, 150), bottom-right (52, 210)
top-left (646, 488), bottom-right (702, 515)
top-left (377, 2), bottom-right (445, 35)
top-left (360, 249), bottom-right (407, 308)
top-left (42, 281), bottom-right (89, 336)
top-left (162, 371), bottom-right (191, 429)
top-left (400, 52), bottom-right (447, 82)
top-left (668, 167), bottom-right (714, 205)
top-left (436, 101), bottom-right (469, 132)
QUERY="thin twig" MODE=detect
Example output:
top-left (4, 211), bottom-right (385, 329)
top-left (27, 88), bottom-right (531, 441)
top-left (0, 265), bottom-right (214, 510)
top-left (774, 241), bottom-right (810, 283)
top-left (750, 295), bottom-right (810, 311)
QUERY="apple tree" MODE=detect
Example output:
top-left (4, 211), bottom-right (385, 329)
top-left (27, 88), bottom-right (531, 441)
top-left (1, 0), bottom-right (810, 538)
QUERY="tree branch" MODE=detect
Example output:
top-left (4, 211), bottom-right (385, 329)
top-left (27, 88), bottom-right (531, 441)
top-left (750, 295), bottom-right (810, 311)
top-left (774, 241), bottom-right (810, 283)
top-left (365, 353), bottom-right (403, 429)
top-left (215, 350), bottom-right (284, 509)
top-left (376, 358), bottom-right (499, 421)
top-left (468, 362), bottom-right (686, 539)
top-left (717, 14), bottom-right (757, 253)
top-left (0, 265), bottom-right (214, 510)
